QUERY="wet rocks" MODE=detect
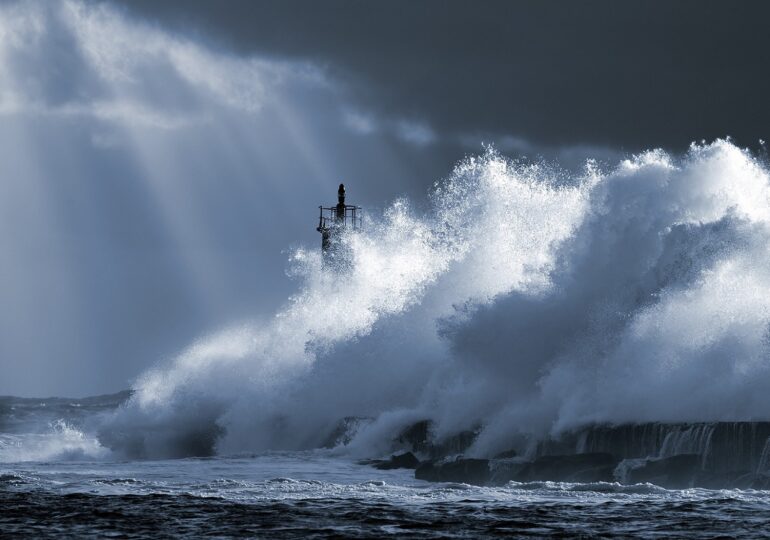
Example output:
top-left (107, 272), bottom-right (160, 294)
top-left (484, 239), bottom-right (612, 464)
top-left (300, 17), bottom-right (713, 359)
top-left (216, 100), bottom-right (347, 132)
top-left (372, 452), bottom-right (420, 470)
top-left (415, 453), bottom-right (617, 486)
top-left (745, 473), bottom-right (770, 490)
top-left (564, 422), bottom-right (770, 475)
top-left (395, 420), bottom-right (479, 459)
top-left (487, 453), bottom-right (618, 485)
top-left (488, 459), bottom-right (529, 485)
top-left (521, 453), bottom-right (617, 483)
top-left (396, 421), bottom-right (432, 454)
top-left (355, 419), bottom-right (770, 489)
top-left (493, 449), bottom-right (518, 460)
top-left (322, 416), bottom-right (373, 448)
top-left (415, 458), bottom-right (491, 484)
top-left (618, 454), bottom-right (701, 489)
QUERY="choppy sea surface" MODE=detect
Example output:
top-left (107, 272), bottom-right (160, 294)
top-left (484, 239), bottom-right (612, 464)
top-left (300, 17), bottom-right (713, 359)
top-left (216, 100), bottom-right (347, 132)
top-left (2, 452), bottom-right (770, 538)
top-left (3, 396), bottom-right (770, 538)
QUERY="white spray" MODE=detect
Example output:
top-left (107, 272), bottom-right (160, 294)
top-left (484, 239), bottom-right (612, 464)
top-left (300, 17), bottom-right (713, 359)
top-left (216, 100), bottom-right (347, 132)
top-left (101, 140), bottom-right (770, 459)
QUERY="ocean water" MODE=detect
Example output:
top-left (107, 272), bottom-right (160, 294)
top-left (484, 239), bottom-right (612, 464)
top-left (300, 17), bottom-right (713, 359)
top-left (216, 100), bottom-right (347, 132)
top-left (4, 453), bottom-right (770, 537)
top-left (1, 396), bottom-right (770, 538)
top-left (4, 452), bottom-right (770, 538)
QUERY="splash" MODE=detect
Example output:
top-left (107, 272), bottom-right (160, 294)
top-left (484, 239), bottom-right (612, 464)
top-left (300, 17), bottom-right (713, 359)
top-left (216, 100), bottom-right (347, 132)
top-left (0, 420), bottom-right (108, 462)
top-left (100, 140), bottom-right (770, 459)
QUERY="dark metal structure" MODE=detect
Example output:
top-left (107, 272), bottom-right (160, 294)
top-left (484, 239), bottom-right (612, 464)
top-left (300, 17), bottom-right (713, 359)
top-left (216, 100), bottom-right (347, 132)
top-left (317, 184), bottom-right (362, 253)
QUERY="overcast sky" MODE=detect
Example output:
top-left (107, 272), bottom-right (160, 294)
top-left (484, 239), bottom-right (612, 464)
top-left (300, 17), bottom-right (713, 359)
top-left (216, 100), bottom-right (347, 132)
top-left (116, 0), bottom-right (770, 151)
top-left (1, 0), bottom-right (768, 396)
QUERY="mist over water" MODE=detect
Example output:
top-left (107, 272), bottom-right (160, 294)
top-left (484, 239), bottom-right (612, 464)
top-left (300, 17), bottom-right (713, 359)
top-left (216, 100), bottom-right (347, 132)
top-left (95, 139), bottom-right (770, 460)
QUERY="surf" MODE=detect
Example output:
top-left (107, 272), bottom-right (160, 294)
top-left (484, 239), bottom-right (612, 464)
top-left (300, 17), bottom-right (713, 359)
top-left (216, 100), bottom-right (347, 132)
top-left (91, 139), bottom-right (770, 462)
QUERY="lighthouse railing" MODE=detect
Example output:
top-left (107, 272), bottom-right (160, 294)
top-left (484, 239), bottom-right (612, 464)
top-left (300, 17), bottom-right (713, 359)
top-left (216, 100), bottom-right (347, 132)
top-left (317, 205), bottom-right (363, 230)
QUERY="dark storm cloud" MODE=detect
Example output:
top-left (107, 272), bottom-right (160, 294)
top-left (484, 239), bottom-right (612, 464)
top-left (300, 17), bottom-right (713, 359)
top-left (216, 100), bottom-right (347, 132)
top-left (112, 0), bottom-right (770, 151)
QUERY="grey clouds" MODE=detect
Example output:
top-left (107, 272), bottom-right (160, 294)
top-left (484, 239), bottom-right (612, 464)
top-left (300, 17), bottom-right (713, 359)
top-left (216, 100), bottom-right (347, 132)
top-left (115, 0), bottom-right (770, 151)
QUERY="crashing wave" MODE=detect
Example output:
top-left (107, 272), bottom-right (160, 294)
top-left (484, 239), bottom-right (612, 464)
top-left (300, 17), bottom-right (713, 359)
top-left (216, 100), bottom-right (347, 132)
top-left (98, 140), bottom-right (770, 461)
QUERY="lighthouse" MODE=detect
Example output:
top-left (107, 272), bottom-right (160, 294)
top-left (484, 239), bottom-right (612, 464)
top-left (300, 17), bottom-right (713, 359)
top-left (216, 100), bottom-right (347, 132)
top-left (316, 183), bottom-right (362, 258)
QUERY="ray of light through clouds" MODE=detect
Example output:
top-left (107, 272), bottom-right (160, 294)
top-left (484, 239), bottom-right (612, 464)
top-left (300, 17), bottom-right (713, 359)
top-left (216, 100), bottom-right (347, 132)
top-left (0, 0), bottom-right (429, 396)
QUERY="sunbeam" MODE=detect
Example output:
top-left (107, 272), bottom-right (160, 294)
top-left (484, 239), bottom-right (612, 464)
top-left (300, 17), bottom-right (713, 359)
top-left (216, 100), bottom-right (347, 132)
top-left (0, 0), bottom-right (415, 395)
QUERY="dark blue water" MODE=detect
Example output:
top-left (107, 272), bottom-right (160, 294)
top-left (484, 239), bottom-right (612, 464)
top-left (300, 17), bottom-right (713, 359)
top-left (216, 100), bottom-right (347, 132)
top-left (4, 476), bottom-right (770, 538)
top-left (3, 394), bottom-right (770, 538)
top-left (4, 454), bottom-right (770, 538)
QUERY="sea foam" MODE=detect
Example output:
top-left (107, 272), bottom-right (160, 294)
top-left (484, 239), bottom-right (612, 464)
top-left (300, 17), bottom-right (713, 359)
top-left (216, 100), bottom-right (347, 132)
top-left (99, 140), bottom-right (770, 459)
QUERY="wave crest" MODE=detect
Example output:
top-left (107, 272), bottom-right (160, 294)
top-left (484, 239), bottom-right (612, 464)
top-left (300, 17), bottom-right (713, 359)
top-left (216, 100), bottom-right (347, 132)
top-left (100, 140), bottom-right (770, 459)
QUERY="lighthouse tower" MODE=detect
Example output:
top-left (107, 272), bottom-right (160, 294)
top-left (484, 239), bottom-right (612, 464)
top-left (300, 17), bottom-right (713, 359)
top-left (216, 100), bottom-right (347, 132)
top-left (316, 183), bottom-right (362, 257)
